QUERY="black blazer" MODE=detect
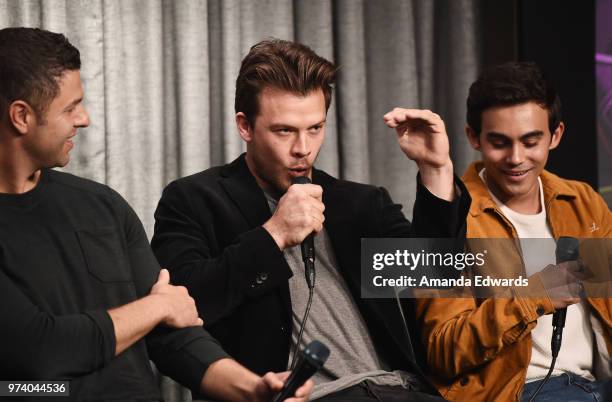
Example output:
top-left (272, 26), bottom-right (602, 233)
top-left (151, 154), bottom-right (469, 393)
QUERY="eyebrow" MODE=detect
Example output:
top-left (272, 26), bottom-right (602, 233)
top-left (269, 119), bottom-right (326, 130)
top-left (485, 130), bottom-right (544, 141)
top-left (309, 119), bottom-right (326, 128)
top-left (63, 97), bottom-right (83, 112)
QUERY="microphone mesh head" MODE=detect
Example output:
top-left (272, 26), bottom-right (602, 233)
top-left (304, 340), bottom-right (330, 366)
top-left (556, 236), bottom-right (579, 263)
top-left (291, 176), bottom-right (311, 185)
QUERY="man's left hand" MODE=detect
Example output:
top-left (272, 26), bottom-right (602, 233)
top-left (384, 107), bottom-right (455, 201)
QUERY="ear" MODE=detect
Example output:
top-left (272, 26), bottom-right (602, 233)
top-left (465, 125), bottom-right (481, 151)
top-left (8, 100), bottom-right (36, 135)
top-left (236, 112), bottom-right (253, 143)
top-left (549, 121), bottom-right (565, 150)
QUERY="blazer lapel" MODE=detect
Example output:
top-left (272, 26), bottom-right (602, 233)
top-left (220, 154), bottom-right (292, 322)
top-left (313, 168), bottom-right (346, 238)
top-left (313, 170), bottom-right (421, 371)
top-left (219, 154), bottom-right (272, 227)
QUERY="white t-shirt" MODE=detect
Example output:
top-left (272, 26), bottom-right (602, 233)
top-left (479, 169), bottom-right (594, 382)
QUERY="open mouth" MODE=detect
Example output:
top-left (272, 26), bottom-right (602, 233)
top-left (502, 168), bottom-right (531, 180)
top-left (289, 167), bottom-right (309, 176)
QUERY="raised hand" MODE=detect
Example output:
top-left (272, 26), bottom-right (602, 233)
top-left (383, 108), bottom-right (451, 168)
top-left (384, 107), bottom-right (455, 200)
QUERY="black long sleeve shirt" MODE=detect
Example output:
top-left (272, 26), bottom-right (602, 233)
top-left (0, 169), bottom-right (228, 401)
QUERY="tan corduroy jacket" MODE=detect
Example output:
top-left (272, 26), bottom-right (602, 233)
top-left (415, 162), bottom-right (612, 401)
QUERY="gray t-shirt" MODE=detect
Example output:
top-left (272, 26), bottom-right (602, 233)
top-left (265, 193), bottom-right (418, 400)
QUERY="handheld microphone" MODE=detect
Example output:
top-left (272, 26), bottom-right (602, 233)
top-left (527, 236), bottom-right (580, 402)
top-left (290, 176), bottom-right (315, 289)
top-left (272, 340), bottom-right (330, 402)
top-left (551, 236), bottom-right (580, 357)
top-left (288, 176), bottom-right (318, 371)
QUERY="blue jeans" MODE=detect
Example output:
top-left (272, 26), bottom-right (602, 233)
top-left (520, 373), bottom-right (602, 402)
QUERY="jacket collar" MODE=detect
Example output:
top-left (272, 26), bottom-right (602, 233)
top-left (219, 153), bottom-right (272, 227)
top-left (462, 161), bottom-right (577, 217)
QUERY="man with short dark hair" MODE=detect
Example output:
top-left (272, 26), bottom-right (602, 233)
top-left (152, 38), bottom-right (470, 401)
top-left (415, 62), bottom-right (611, 401)
top-left (0, 27), bottom-right (312, 402)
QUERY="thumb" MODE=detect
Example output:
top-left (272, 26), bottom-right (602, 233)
top-left (262, 372), bottom-right (285, 391)
top-left (156, 268), bottom-right (170, 285)
top-left (275, 371), bottom-right (291, 383)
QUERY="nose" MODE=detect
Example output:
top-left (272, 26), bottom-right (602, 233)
top-left (507, 143), bottom-right (525, 166)
top-left (291, 132), bottom-right (310, 158)
top-left (75, 104), bottom-right (90, 128)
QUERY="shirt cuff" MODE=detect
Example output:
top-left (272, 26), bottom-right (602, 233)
top-left (85, 309), bottom-right (116, 368)
top-left (413, 173), bottom-right (471, 237)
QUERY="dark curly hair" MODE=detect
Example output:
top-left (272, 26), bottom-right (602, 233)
top-left (466, 62), bottom-right (562, 135)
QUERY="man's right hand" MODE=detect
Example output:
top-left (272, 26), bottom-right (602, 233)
top-left (537, 260), bottom-right (590, 310)
top-left (263, 183), bottom-right (325, 250)
top-left (254, 372), bottom-right (313, 402)
top-left (200, 359), bottom-right (313, 402)
top-left (149, 269), bottom-right (203, 328)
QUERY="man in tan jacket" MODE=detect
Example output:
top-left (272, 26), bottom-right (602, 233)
top-left (415, 62), bottom-right (611, 401)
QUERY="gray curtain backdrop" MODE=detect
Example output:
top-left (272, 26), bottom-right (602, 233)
top-left (1, 0), bottom-right (481, 400)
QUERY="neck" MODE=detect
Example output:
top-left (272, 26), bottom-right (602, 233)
top-left (244, 152), bottom-right (284, 199)
top-left (484, 171), bottom-right (541, 215)
top-left (0, 138), bottom-right (41, 194)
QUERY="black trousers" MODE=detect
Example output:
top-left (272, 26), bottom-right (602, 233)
top-left (315, 381), bottom-right (446, 402)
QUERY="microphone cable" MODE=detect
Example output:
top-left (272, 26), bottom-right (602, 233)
top-left (288, 176), bottom-right (317, 371)
top-left (290, 258), bottom-right (315, 371)
top-left (526, 355), bottom-right (557, 402)
top-left (527, 308), bottom-right (566, 401)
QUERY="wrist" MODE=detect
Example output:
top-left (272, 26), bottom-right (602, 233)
top-left (263, 220), bottom-right (286, 250)
top-left (417, 158), bottom-right (453, 177)
top-left (240, 372), bottom-right (264, 401)
top-left (200, 358), bottom-right (262, 402)
top-left (143, 294), bottom-right (169, 325)
top-left (418, 159), bottom-right (455, 201)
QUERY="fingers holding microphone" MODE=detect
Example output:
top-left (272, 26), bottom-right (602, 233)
top-left (254, 372), bottom-right (313, 402)
top-left (263, 182), bottom-right (325, 250)
top-left (538, 260), bottom-right (590, 310)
